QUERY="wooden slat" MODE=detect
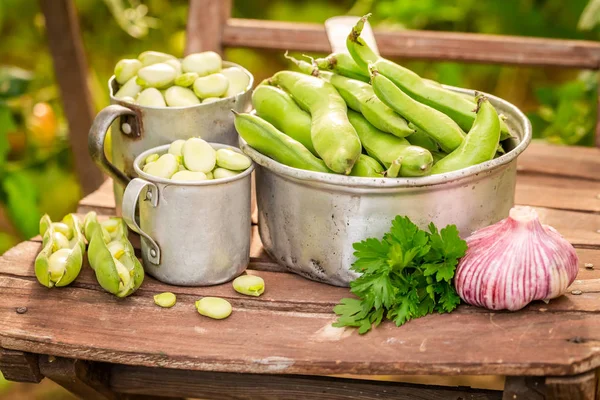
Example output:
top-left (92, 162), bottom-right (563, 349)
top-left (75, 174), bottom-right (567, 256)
top-left (515, 173), bottom-right (600, 213)
top-left (222, 19), bottom-right (600, 69)
top-left (517, 142), bottom-right (600, 181)
top-left (39, 0), bottom-right (104, 195)
top-left (185, 0), bottom-right (232, 55)
top-left (1, 274), bottom-right (599, 376)
top-left (77, 179), bottom-right (115, 216)
top-left (0, 348), bottom-right (43, 383)
top-left (3, 240), bottom-right (599, 313)
top-left (109, 365), bottom-right (502, 400)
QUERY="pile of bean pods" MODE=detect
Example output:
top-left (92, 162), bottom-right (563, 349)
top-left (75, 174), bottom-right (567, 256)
top-left (234, 14), bottom-right (513, 177)
top-left (113, 50), bottom-right (251, 107)
top-left (35, 212), bottom-right (144, 298)
top-left (141, 138), bottom-right (252, 181)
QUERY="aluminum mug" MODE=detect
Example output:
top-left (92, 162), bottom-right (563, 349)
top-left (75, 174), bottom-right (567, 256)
top-left (89, 61), bottom-right (253, 215)
top-left (121, 143), bottom-right (254, 286)
top-left (240, 87), bottom-right (532, 287)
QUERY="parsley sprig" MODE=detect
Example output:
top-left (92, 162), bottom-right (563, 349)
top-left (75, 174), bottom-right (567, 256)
top-left (333, 216), bottom-right (467, 334)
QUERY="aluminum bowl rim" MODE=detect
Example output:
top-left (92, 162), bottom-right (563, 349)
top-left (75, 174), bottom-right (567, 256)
top-left (239, 86), bottom-right (531, 189)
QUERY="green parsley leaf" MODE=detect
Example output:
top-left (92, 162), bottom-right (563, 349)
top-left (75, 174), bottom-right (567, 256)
top-left (333, 216), bottom-right (467, 334)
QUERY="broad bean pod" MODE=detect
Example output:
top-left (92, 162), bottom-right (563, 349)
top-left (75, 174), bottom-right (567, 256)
top-left (349, 154), bottom-right (385, 177)
top-left (347, 110), bottom-right (433, 177)
top-left (347, 14), bottom-right (512, 140)
top-left (285, 54), bottom-right (414, 138)
top-left (269, 71), bottom-right (361, 174)
top-left (35, 214), bottom-right (85, 288)
top-left (370, 67), bottom-right (465, 153)
top-left (84, 212), bottom-right (144, 298)
top-left (252, 84), bottom-right (317, 155)
top-left (234, 111), bottom-right (330, 173)
top-left (431, 95), bottom-right (501, 174)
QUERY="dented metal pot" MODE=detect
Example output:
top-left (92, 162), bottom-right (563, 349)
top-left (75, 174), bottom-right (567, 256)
top-left (89, 61), bottom-right (253, 215)
top-left (240, 87), bottom-right (532, 287)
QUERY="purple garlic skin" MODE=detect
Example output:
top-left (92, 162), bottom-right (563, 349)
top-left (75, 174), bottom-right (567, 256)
top-left (454, 206), bottom-right (579, 311)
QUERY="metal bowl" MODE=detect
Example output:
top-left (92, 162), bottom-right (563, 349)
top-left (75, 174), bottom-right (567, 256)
top-left (239, 87), bottom-right (532, 287)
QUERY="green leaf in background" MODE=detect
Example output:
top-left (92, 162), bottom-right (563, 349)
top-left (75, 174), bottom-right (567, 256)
top-left (2, 171), bottom-right (41, 239)
top-left (0, 66), bottom-right (33, 99)
top-left (0, 104), bottom-right (14, 170)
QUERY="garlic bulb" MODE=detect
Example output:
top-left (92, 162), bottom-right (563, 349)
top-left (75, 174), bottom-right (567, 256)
top-left (454, 206), bottom-right (578, 311)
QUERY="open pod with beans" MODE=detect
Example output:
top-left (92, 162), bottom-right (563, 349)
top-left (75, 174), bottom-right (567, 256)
top-left (84, 212), bottom-right (144, 298)
top-left (35, 214), bottom-right (85, 288)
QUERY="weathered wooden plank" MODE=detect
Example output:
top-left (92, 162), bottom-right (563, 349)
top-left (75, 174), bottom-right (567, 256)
top-left (77, 179), bottom-right (115, 216)
top-left (1, 240), bottom-right (599, 313)
top-left (110, 365), bottom-right (502, 400)
top-left (0, 348), bottom-right (42, 383)
top-left (185, 0), bottom-right (231, 55)
top-left (515, 173), bottom-right (600, 213)
top-left (517, 142), bottom-right (600, 181)
top-left (0, 273), bottom-right (599, 377)
top-left (39, 0), bottom-right (104, 195)
top-left (546, 371), bottom-right (598, 400)
top-left (222, 19), bottom-right (600, 69)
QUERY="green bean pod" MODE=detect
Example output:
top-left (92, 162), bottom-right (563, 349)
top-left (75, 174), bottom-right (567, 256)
top-left (406, 123), bottom-right (439, 153)
top-left (35, 214), bottom-right (84, 288)
top-left (370, 67), bottom-right (465, 153)
top-left (84, 212), bottom-right (144, 298)
top-left (347, 14), bottom-right (512, 139)
top-left (314, 52), bottom-right (370, 83)
top-left (270, 71), bottom-right (361, 174)
top-left (233, 112), bottom-right (330, 173)
top-left (431, 95), bottom-right (501, 175)
top-left (252, 85), bottom-right (317, 155)
top-left (347, 110), bottom-right (433, 177)
top-left (349, 154), bottom-right (385, 177)
top-left (285, 54), bottom-right (414, 139)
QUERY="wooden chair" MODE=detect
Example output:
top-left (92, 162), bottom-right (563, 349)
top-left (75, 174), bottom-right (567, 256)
top-left (41, 0), bottom-right (600, 195)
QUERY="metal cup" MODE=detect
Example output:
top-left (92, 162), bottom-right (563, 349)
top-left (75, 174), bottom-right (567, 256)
top-left (88, 61), bottom-right (253, 215)
top-left (121, 143), bottom-right (254, 286)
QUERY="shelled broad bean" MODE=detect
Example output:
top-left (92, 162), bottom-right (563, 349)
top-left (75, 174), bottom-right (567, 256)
top-left (113, 50), bottom-right (250, 107)
top-left (141, 137), bottom-right (252, 181)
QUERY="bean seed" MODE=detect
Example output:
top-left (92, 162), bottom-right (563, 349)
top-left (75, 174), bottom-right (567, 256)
top-left (213, 167), bottom-right (240, 180)
top-left (174, 72), bottom-right (199, 87)
top-left (154, 292), bottom-right (177, 308)
top-left (51, 222), bottom-right (73, 239)
top-left (202, 97), bottom-right (221, 104)
top-left (136, 88), bottom-right (166, 107)
top-left (144, 153), bottom-right (179, 178)
top-left (221, 67), bottom-right (250, 97)
top-left (216, 148), bottom-right (251, 171)
top-left (168, 140), bottom-right (186, 156)
top-left (171, 170), bottom-right (208, 181)
top-left (164, 59), bottom-right (182, 75)
top-left (182, 138), bottom-right (216, 173)
top-left (47, 248), bottom-right (71, 281)
top-left (145, 153), bottom-right (160, 164)
top-left (182, 51), bottom-right (222, 76)
top-left (232, 275), bottom-right (265, 297)
top-left (114, 76), bottom-right (142, 99)
top-left (51, 232), bottom-right (70, 252)
top-left (195, 297), bottom-right (232, 319)
top-left (138, 51), bottom-right (176, 66)
top-left (193, 73), bottom-right (229, 99)
top-left (137, 63), bottom-right (178, 88)
top-left (114, 59), bottom-right (142, 84)
top-left (165, 86), bottom-right (200, 107)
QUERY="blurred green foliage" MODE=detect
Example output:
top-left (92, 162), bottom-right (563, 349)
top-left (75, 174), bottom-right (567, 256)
top-left (0, 0), bottom-right (597, 256)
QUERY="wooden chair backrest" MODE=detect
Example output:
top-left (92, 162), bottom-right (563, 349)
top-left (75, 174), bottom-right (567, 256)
top-left (42, 0), bottom-right (600, 195)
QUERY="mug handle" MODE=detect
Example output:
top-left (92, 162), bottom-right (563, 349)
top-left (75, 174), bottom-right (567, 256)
top-left (122, 178), bottom-right (161, 265)
top-left (88, 104), bottom-right (137, 187)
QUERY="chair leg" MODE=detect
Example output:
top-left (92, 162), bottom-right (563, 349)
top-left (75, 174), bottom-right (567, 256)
top-left (503, 371), bottom-right (598, 400)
